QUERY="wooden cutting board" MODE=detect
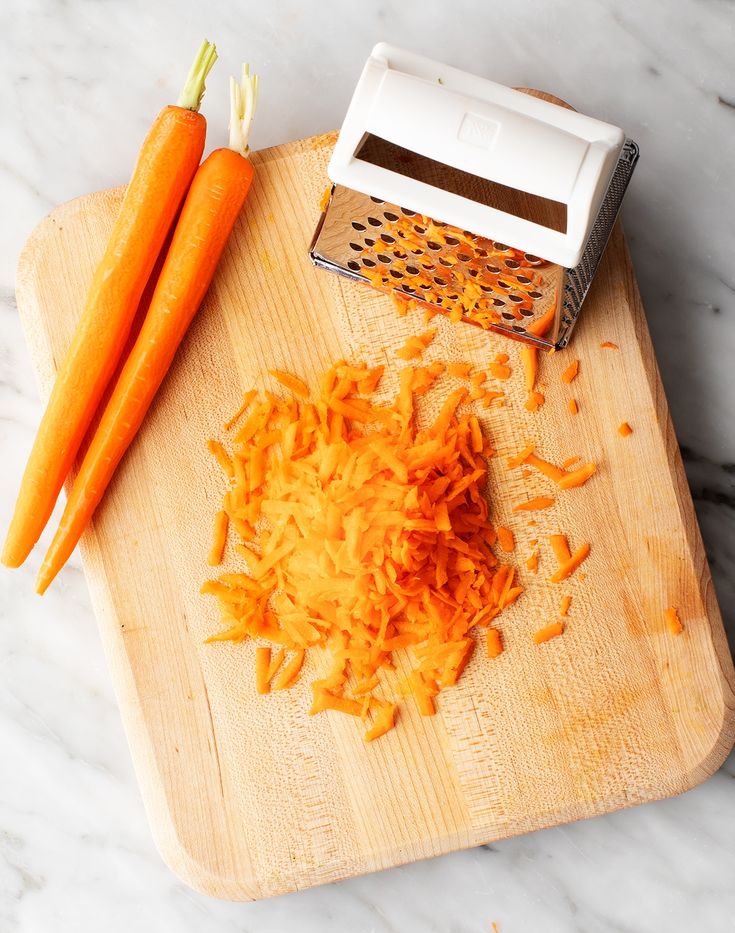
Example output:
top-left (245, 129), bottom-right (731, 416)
top-left (15, 127), bottom-right (735, 901)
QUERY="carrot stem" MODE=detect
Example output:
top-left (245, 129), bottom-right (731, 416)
top-left (229, 63), bottom-right (259, 156)
top-left (177, 39), bottom-right (218, 111)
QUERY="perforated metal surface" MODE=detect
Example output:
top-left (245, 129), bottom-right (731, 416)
top-left (309, 139), bottom-right (638, 349)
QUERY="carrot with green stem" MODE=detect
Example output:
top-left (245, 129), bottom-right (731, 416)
top-left (36, 65), bottom-right (259, 593)
top-left (2, 40), bottom-right (217, 569)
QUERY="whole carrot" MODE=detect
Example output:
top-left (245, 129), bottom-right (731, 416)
top-left (2, 40), bottom-right (218, 569)
top-left (36, 65), bottom-right (259, 593)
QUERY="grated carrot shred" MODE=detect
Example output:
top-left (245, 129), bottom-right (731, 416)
top-left (559, 595), bottom-right (572, 616)
top-left (561, 359), bottom-right (579, 384)
top-left (207, 510), bottom-right (229, 566)
top-left (396, 329), bottom-right (437, 360)
top-left (497, 526), bottom-right (515, 553)
top-left (600, 341), bottom-right (619, 349)
top-left (486, 628), bottom-right (503, 658)
top-left (618, 421), bottom-right (633, 437)
top-left (526, 550), bottom-right (539, 573)
top-left (524, 391), bottom-right (545, 412)
top-left (550, 543), bottom-right (590, 582)
top-left (561, 456), bottom-right (580, 469)
top-left (558, 463), bottom-right (597, 489)
top-left (204, 359), bottom-right (520, 740)
top-left (549, 534), bottom-right (572, 566)
top-left (513, 496), bottom-right (555, 512)
top-left (447, 362), bottom-right (472, 378)
top-left (533, 621), bottom-right (564, 644)
top-left (269, 369), bottom-right (310, 397)
top-left (664, 606), bottom-right (684, 636)
top-left (520, 346), bottom-right (538, 393)
top-left (568, 399), bottom-right (579, 416)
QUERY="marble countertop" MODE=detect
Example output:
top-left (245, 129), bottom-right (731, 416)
top-left (1, 0), bottom-right (734, 930)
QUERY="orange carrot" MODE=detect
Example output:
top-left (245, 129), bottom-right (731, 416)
top-left (526, 550), bottom-right (539, 572)
top-left (524, 391), bottom-right (545, 412)
top-left (525, 452), bottom-right (566, 483)
top-left (396, 329), bottom-right (436, 360)
top-left (506, 444), bottom-right (535, 469)
top-left (561, 456), bottom-right (580, 469)
top-left (513, 496), bottom-right (555, 512)
top-left (618, 421), bottom-right (633, 437)
top-left (533, 621), bottom-right (564, 644)
top-left (568, 399), bottom-right (579, 416)
top-left (2, 41), bottom-right (217, 569)
top-left (561, 359), bottom-right (579, 384)
top-left (272, 650), bottom-right (305, 690)
top-left (600, 341), bottom-right (619, 349)
top-left (447, 362), bottom-right (472, 378)
top-left (664, 606), bottom-right (684, 636)
top-left (520, 346), bottom-right (538, 393)
top-left (36, 64), bottom-right (258, 594)
top-left (550, 543), bottom-right (590, 582)
top-left (559, 595), bottom-right (572, 616)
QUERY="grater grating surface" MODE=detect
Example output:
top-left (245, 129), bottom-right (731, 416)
top-left (309, 139), bottom-right (638, 350)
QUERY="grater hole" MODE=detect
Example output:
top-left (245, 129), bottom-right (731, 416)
top-left (492, 298), bottom-right (506, 307)
top-left (383, 211), bottom-right (399, 222)
top-left (418, 283), bottom-right (431, 290)
top-left (508, 294), bottom-right (524, 304)
top-left (380, 233), bottom-right (396, 244)
top-left (370, 196), bottom-right (385, 204)
top-left (467, 268), bottom-right (478, 277)
top-left (401, 283), bottom-right (416, 293)
top-left (367, 216), bottom-right (382, 227)
top-left (456, 252), bottom-right (472, 263)
top-left (361, 257), bottom-right (377, 268)
top-left (486, 264), bottom-right (501, 274)
top-left (351, 221), bottom-right (366, 231)
top-left (476, 248), bottom-right (488, 258)
top-left (444, 235), bottom-right (459, 246)
top-left (421, 261), bottom-right (435, 271)
top-left (520, 308), bottom-right (534, 317)
top-left (349, 242), bottom-right (362, 251)
top-left (524, 253), bottom-right (542, 265)
top-left (389, 269), bottom-right (404, 279)
top-left (347, 260), bottom-right (360, 271)
top-left (504, 259), bottom-right (520, 269)
top-left (497, 280), bottom-right (511, 290)
top-left (437, 257), bottom-right (453, 268)
top-left (529, 291), bottom-right (543, 299)
top-left (413, 224), bottom-right (427, 235)
top-left (400, 207), bottom-right (415, 216)
top-left (377, 254), bottom-right (392, 264)
top-left (364, 237), bottom-right (376, 247)
top-left (501, 312), bottom-right (516, 321)
top-left (427, 241), bottom-right (441, 251)
top-left (494, 242), bottom-right (510, 251)
top-left (405, 265), bottom-right (420, 275)
top-left (410, 248), bottom-right (424, 256)
top-left (433, 276), bottom-right (447, 286)
top-left (516, 275), bottom-right (531, 284)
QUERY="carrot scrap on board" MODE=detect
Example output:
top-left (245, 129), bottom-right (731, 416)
top-left (396, 329), bottom-right (436, 360)
top-left (664, 606), bottom-right (684, 636)
top-left (618, 421), bottom-right (633, 437)
top-left (269, 369), bottom-right (309, 397)
top-left (497, 526), bottom-right (515, 553)
top-left (447, 362), bottom-right (472, 378)
top-left (559, 595), bottom-right (572, 616)
top-left (489, 357), bottom-right (512, 380)
top-left (533, 621), bottom-right (564, 645)
top-left (203, 359), bottom-right (521, 740)
top-left (524, 391), bottom-right (545, 412)
top-left (600, 341), bottom-right (619, 349)
top-left (207, 510), bottom-right (229, 566)
top-left (568, 399), bottom-right (579, 416)
top-left (486, 629), bottom-right (503, 658)
top-left (513, 496), bottom-right (555, 512)
top-left (548, 534), bottom-right (572, 566)
top-left (550, 543), bottom-right (590, 583)
top-left (558, 462), bottom-right (597, 489)
top-left (561, 456), bottom-right (580, 469)
top-left (526, 550), bottom-right (539, 573)
top-left (561, 359), bottom-right (579, 384)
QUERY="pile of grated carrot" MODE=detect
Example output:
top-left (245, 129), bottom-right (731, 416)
top-left (203, 361), bottom-right (522, 741)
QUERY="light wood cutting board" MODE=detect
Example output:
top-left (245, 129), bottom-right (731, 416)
top-left (15, 126), bottom-right (735, 900)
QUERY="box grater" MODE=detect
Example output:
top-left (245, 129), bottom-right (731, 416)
top-left (309, 44), bottom-right (639, 350)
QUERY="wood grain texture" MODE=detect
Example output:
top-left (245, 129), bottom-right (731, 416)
top-left (14, 127), bottom-right (735, 901)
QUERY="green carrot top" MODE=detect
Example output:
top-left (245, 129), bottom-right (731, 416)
top-left (177, 39), bottom-right (218, 112)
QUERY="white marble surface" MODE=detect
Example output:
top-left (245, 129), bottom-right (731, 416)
top-left (1, 0), bottom-right (734, 930)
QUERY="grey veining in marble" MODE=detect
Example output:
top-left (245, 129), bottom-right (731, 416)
top-left (1, 0), bottom-right (734, 931)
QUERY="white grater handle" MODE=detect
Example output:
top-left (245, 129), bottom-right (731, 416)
top-left (329, 44), bottom-right (626, 268)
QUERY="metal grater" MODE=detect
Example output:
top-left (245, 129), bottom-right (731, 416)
top-left (309, 44), bottom-right (639, 349)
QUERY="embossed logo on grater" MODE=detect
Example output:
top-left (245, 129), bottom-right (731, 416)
top-left (310, 44), bottom-right (639, 349)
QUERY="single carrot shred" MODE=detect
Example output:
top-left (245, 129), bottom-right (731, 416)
top-left (486, 628), bottom-right (503, 658)
top-left (506, 444), bottom-right (535, 469)
top-left (520, 346), bottom-right (538, 393)
top-left (207, 510), bottom-right (229, 566)
top-left (548, 534), bottom-right (572, 566)
top-left (533, 621), bottom-right (564, 645)
top-left (269, 369), bottom-right (310, 397)
top-left (526, 550), bottom-right (539, 573)
top-left (600, 341), bottom-right (619, 349)
top-left (524, 390), bottom-right (545, 412)
top-left (255, 646), bottom-right (271, 694)
top-left (559, 595), bottom-right (572, 616)
top-left (447, 362), bottom-right (472, 378)
top-left (618, 421), bottom-right (633, 437)
top-left (568, 399), bottom-right (579, 416)
top-left (497, 526), bottom-right (515, 553)
top-left (561, 456), bottom-right (581, 469)
top-left (513, 496), bottom-right (555, 512)
top-left (664, 606), bottom-right (684, 636)
top-left (396, 329), bottom-right (436, 360)
top-left (525, 452), bottom-right (567, 483)
top-left (549, 543), bottom-right (590, 582)
top-left (558, 463), bottom-right (597, 490)
top-left (561, 359), bottom-right (579, 384)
